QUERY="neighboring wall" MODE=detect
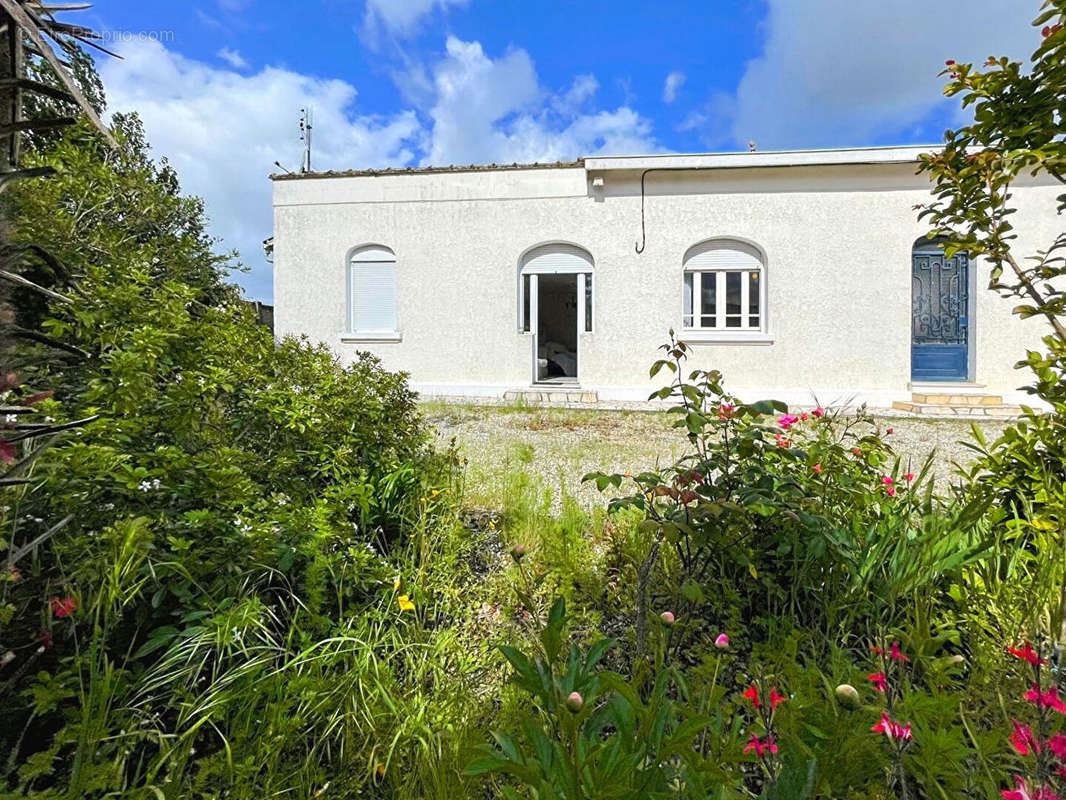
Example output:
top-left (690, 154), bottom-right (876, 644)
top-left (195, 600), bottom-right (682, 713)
top-left (272, 160), bottom-right (1060, 406)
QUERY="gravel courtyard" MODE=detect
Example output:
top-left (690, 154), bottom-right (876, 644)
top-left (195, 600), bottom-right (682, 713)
top-left (423, 402), bottom-right (1009, 511)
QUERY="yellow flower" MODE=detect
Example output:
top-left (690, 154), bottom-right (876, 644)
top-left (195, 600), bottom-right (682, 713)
top-left (393, 575), bottom-right (402, 591)
top-left (375, 764), bottom-right (386, 779)
top-left (398, 594), bottom-right (415, 612)
top-left (431, 489), bottom-right (441, 497)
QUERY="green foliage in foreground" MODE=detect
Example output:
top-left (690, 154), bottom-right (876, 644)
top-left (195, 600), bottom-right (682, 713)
top-left (5, 1), bottom-right (1066, 797)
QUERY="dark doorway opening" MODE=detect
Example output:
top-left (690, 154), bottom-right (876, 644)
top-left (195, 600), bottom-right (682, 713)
top-left (536, 273), bottom-right (578, 383)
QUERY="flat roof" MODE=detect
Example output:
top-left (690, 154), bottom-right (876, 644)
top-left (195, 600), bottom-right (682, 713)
top-left (271, 159), bottom-right (584, 181)
top-left (270, 144), bottom-right (939, 181)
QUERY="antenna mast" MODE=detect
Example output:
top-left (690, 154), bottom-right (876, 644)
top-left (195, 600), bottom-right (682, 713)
top-left (299, 107), bottom-right (313, 173)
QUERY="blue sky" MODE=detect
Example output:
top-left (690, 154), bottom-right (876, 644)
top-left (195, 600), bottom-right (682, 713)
top-left (80, 0), bottom-right (1037, 300)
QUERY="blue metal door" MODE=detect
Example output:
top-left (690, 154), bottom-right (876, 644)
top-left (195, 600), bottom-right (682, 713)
top-left (912, 248), bottom-right (969, 381)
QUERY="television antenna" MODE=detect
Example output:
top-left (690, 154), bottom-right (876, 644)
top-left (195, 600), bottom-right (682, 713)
top-left (299, 107), bottom-right (314, 173)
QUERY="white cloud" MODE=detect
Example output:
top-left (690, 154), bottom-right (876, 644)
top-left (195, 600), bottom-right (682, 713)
top-left (216, 47), bottom-right (248, 69)
top-left (422, 37), bottom-right (656, 165)
top-left (98, 39), bottom-right (420, 301)
top-left (662, 71), bottom-right (685, 104)
top-left (724, 0), bottom-right (1038, 149)
top-left (363, 0), bottom-right (470, 40)
top-left (95, 36), bottom-right (657, 300)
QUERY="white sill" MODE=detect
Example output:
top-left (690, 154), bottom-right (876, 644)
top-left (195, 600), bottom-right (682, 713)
top-left (679, 330), bottom-right (774, 345)
top-left (339, 331), bottom-right (403, 343)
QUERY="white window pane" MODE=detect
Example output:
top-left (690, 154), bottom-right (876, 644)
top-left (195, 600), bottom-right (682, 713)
top-left (683, 272), bottom-right (694, 327)
top-left (351, 261), bottom-right (396, 331)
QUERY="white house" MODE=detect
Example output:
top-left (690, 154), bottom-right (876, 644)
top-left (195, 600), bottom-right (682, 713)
top-left (270, 146), bottom-right (1060, 412)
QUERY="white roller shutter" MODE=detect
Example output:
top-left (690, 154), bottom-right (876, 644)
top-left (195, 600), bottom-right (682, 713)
top-left (521, 243), bottom-right (594, 274)
top-left (350, 248), bottom-right (397, 332)
top-left (683, 240), bottom-right (762, 271)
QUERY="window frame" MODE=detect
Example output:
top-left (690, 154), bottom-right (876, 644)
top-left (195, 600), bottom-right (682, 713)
top-left (342, 244), bottom-right (402, 343)
top-left (680, 239), bottom-right (772, 344)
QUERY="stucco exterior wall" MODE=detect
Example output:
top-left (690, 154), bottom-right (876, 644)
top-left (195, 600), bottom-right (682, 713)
top-left (272, 158), bottom-right (1061, 407)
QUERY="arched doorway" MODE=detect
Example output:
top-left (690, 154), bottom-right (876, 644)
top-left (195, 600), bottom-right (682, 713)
top-left (519, 243), bottom-right (594, 385)
top-left (911, 239), bottom-right (971, 382)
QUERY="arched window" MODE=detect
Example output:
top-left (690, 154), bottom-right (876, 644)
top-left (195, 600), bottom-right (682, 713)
top-left (683, 239), bottom-right (765, 331)
top-left (518, 243), bottom-right (594, 334)
top-left (347, 245), bottom-right (397, 336)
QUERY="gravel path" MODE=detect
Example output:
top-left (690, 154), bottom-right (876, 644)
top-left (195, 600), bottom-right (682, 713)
top-left (424, 402), bottom-right (1008, 511)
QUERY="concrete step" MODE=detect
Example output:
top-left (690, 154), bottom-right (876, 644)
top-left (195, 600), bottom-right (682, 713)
top-left (503, 389), bottom-right (599, 404)
top-left (911, 392), bottom-right (1004, 406)
top-left (891, 400), bottom-right (1021, 419)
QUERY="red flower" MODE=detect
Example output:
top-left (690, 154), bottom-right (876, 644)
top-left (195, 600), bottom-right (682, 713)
top-left (1008, 642), bottom-right (1048, 666)
top-left (743, 733), bottom-right (778, 757)
top-left (904, 472), bottom-right (915, 482)
top-left (852, 447), bottom-right (862, 456)
top-left (0, 438), bottom-right (14, 465)
top-left (1024, 684), bottom-right (1066, 713)
top-left (889, 641), bottom-right (909, 662)
top-left (48, 596), bottom-right (76, 618)
top-left (36, 630), bottom-right (53, 648)
top-left (881, 476), bottom-right (894, 485)
top-left (812, 463), bottom-right (822, 474)
top-left (868, 672), bottom-right (888, 692)
top-left (945, 59), bottom-right (956, 66)
top-left (812, 407), bottom-right (825, 417)
top-left (1009, 720), bottom-right (1041, 755)
top-left (1047, 732), bottom-right (1066, 759)
top-left (743, 684), bottom-right (761, 708)
top-left (871, 712), bottom-right (913, 741)
top-left (870, 644), bottom-right (885, 656)
top-left (886, 427), bottom-right (894, 435)
top-left (769, 687), bottom-right (787, 709)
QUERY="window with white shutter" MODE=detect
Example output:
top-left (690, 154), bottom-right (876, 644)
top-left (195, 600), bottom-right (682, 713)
top-left (682, 240), bottom-right (765, 333)
top-left (348, 245), bottom-right (397, 337)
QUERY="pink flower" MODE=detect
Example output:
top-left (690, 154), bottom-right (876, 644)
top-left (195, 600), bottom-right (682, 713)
top-left (871, 712), bottom-right (913, 741)
top-left (774, 433), bottom-right (790, 448)
top-left (717, 403), bottom-right (737, 420)
top-left (1002, 776), bottom-right (1062, 800)
top-left (1047, 733), bottom-right (1066, 759)
top-left (49, 596), bottom-right (76, 618)
top-left (801, 412), bottom-right (809, 421)
top-left (565, 691), bottom-right (584, 712)
top-left (1008, 642), bottom-right (1048, 666)
top-left (1009, 720), bottom-right (1041, 755)
top-left (886, 427), bottom-right (894, 434)
top-left (714, 633), bottom-right (730, 649)
top-left (812, 407), bottom-right (825, 418)
top-left (1024, 684), bottom-right (1066, 713)
top-left (778, 414), bottom-right (799, 430)
top-left (886, 487), bottom-right (896, 497)
top-left (743, 734), bottom-right (778, 757)
top-left (660, 611), bottom-right (675, 626)
top-left (904, 472), bottom-right (915, 482)
top-left (852, 447), bottom-right (862, 456)
top-left (812, 463), bottom-right (822, 474)
top-left (868, 672), bottom-right (887, 692)
top-left (769, 687), bottom-right (787, 709)
top-left (888, 641), bottom-right (909, 663)
top-left (881, 476), bottom-right (894, 485)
